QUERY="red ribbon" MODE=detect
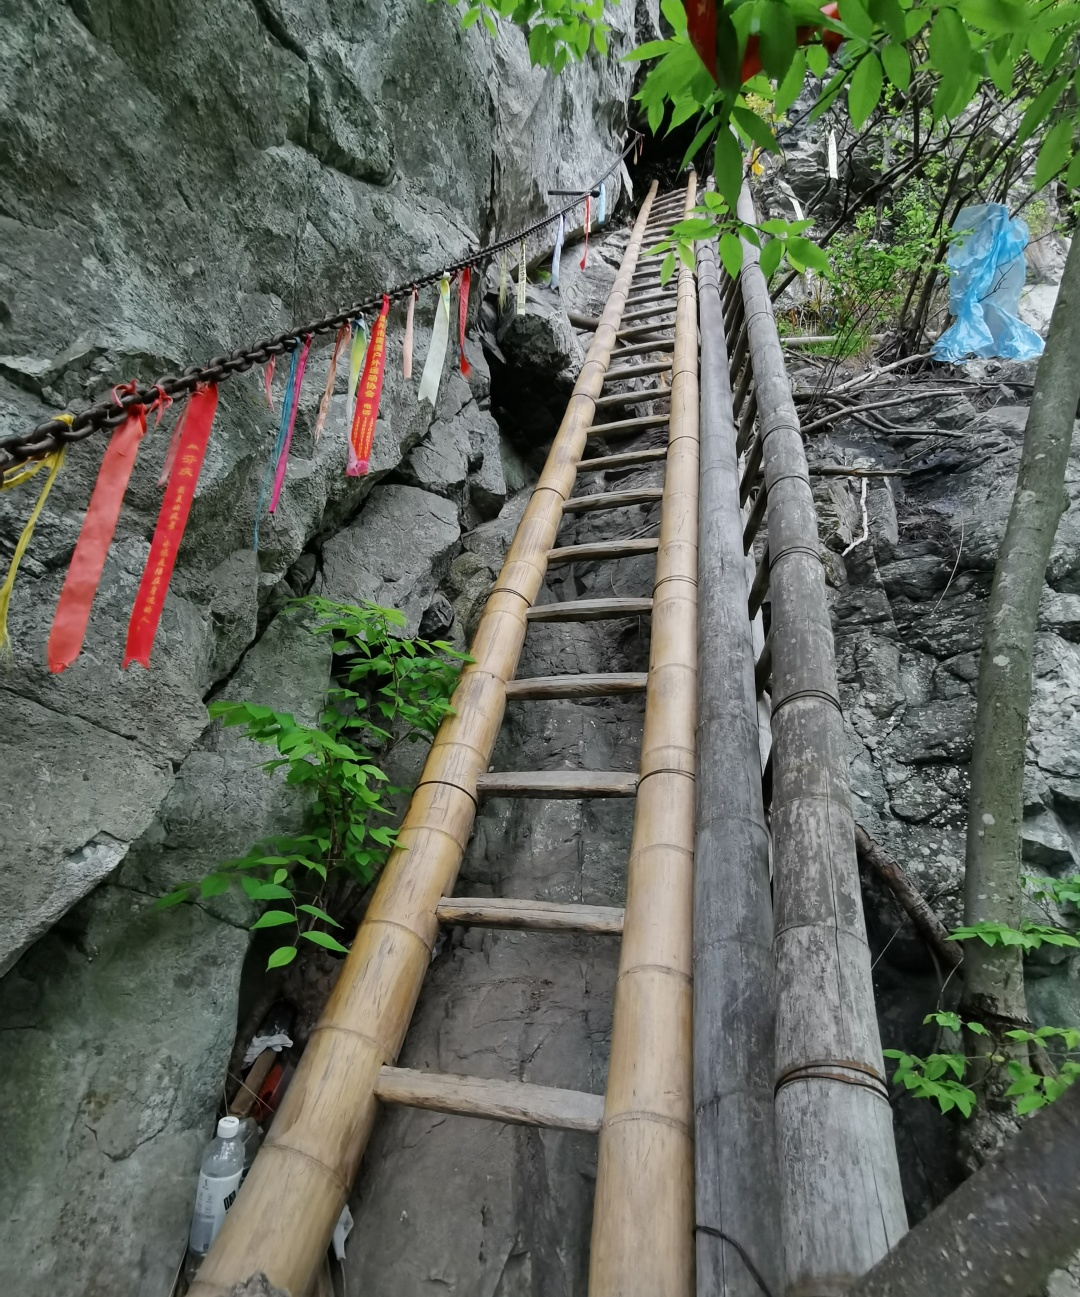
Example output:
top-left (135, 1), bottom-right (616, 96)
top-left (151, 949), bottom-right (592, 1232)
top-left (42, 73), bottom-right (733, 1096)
top-left (580, 197), bottom-right (591, 270)
top-left (269, 334), bottom-right (311, 514)
top-left (48, 405), bottom-right (149, 673)
top-left (123, 384), bottom-right (219, 669)
top-left (347, 295), bottom-right (390, 477)
top-left (458, 268), bottom-right (472, 378)
top-left (687, 1), bottom-right (842, 83)
top-left (263, 357), bottom-right (275, 410)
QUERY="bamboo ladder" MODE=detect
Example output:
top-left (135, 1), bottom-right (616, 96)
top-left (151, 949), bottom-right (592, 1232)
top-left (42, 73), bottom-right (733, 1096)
top-left (717, 184), bottom-right (908, 1296)
top-left (190, 176), bottom-right (700, 1297)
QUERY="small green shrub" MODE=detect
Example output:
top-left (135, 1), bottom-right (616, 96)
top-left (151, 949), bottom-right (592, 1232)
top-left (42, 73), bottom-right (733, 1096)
top-left (159, 598), bottom-right (469, 969)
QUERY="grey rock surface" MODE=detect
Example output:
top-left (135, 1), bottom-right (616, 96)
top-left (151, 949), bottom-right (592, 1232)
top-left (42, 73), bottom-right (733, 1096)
top-left (0, 0), bottom-right (645, 1288)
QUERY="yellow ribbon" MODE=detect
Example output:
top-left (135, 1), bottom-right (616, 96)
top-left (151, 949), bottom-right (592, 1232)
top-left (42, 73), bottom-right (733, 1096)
top-left (0, 419), bottom-right (70, 655)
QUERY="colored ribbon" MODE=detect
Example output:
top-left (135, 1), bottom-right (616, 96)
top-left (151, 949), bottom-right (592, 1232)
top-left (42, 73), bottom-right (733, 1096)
top-left (269, 335), bottom-right (311, 512)
top-left (314, 324), bottom-right (349, 442)
top-left (0, 444), bottom-right (66, 656)
top-left (157, 401), bottom-right (189, 487)
top-left (263, 357), bottom-right (275, 411)
top-left (580, 196), bottom-right (591, 270)
top-left (403, 288), bottom-right (416, 380)
top-left (347, 295), bottom-right (390, 477)
top-left (620, 159), bottom-right (633, 203)
top-left (48, 405), bottom-right (149, 673)
top-left (254, 344), bottom-right (300, 550)
top-left (498, 253), bottom-right (508, 314)
top-left (516, 241), bottom-right (527, 310)
top-left (123, 385), bottom-right (218, 669)
top-left (346, 318), bottom-right (368, 431)
top-left (598, 182), bottom-right (606, 225)
top-left (827, 129), bottom-right (839, 180)
top-left (551, 215), bottom-right (565, 291)
top-left (418, 277), bottom-right (451, 407)
top-left (457, 268), bottom-right (472, 378)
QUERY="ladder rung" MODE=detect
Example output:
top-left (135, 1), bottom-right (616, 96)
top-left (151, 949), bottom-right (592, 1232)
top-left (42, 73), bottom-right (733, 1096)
top-left (625, 290), bottom-right (676, 307)
top-left (504, 671), bottom-right (649, 699)
top-left (611, 340), bottom-right (675, 361)
top-left (594, 386), bottom-right (669, 410)
top-left (375, 1066), bottom-right (606, 1132)
top-left (476, 769), bottom-right (640, 797)
top-left (568, 311), bottom-right (600, 330)
top-left (749, 544), bottom-right (770, 618)
top-left (617, 323), bottom-right (675, 341)
top-left (575, 447), bottom-right (667, 475)
top-left (586, 414), bottom-right (669, 439)
top-left (605, 359), bottom-right (672, 382)
top-left (526, 596), bottom-right (653, 621)
top-left (621, 303), bottom-right (677, 324)
top-left (755, 630), bottom-right (773, 697)
top-left (548, 536), bottom-right (660, 563)
top-left (563, 488), bottom-right (663, 514)
top-left (436, 896), bottom-right (625, 933)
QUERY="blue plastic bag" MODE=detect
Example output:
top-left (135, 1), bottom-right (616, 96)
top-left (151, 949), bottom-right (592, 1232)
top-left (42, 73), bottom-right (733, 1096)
top-left (931, 204), bottom-right (1044, 363)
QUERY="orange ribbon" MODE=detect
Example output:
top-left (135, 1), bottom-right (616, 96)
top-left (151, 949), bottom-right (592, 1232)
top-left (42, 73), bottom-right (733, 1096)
top-left (580, 196), bottom-right (591, 270)
top-left (49, 404), bottom-right (149, 673)
top-left (123, 384), bottom-right (218, 669)
top-left (347, 295), bottom-right (390, 477)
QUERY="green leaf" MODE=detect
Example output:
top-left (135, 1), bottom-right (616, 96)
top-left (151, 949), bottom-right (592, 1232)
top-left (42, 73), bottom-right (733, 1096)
top-left (758, 0), bottom-right (798, 80)
top-left (1015, 1090), bottom-right (1048, 1115)
top-left (774, 48), bottom-right (807, 116)
top-left (301, 930), bottom-right (350, 954)
top-left (156, 887), bottom-right (191, 909)
top-left (967, 1021), bottom-right (989, 1036)
top-left (732, 105), bottom-right (780, 153)
top-left (250, 883), bottom-right (294, 901)
top-left (848, 52), bottom-right (884, 131)
top-left (482, 11), bottom-right (498, 38)
top-left (660, 251), bottom-right (677, 285)
top-left (199, 873), bottom-right (232, 898)
top-left (681, 116), bottom-right (718, 169)
top-left (928, 7), bottom-right (970, 76)
top-left (593, 23), bottom-right (608, 56)
top-left (805, 42), bottom-right (830, 77)
top-left (719, 231), bottom-right (744, 278)
top-left (266, 945), bottom-right (298, 970)
top-left (1035, 117), bottom-right (1073, 190)
top-left (869, 0), bottom-right (906, 41)
top-left (1018, 74), bottom-right (1069, 146)
top-left (660, 0), bottom-right (687, 36)
top-left (924, 1010), bottom-right (962, 1032)
top-left (713, 128), bottom-right (744, 208)
top-left (839, 0), bottom-right (875, 40)
top-left (880, 42), bottom-right (911, 91)
top-left (760, 237), bottom-right (783, 278)
top-left (251, 909), bottom-right (297, 929)
top-left (297, 903), bottom-right (342, 927)
top-left (786, 236), bottom-right (831, 275)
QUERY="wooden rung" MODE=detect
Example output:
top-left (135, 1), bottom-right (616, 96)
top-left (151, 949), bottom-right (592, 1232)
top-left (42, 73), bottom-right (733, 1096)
top-left (575, 447), bottom-right (667, 475)
top-left (477, 769), bottom-right (640, 797)
top-left (620, 303), bottom-right (677, 324)
top-left (617, 323), bottom-right (675, 341)
top-left (526, 596), bottom-right (653, 621)
top-left (605, 359), bottom-right (672, 382)
top-left (568, 311), bottom-right (600, 330)
top-left (505, 671), bottom-right (648, 699)
top-left (563, 488), bottom-right (663, 514)
top-left (743, 484), bottom-right (768, 554)
top-left (586, 413), bottom-right (670, 439)
top-left (436, 896), bottom-right (625, 934)
top-left (375, 1066), bottom-right (606, 1132)
top-left (625, 290), bottom-right (676, 307)
top-left (549, 536), bottom-right (660, 563)
top-left (594, 386), bottom-right (669, 410)
top-left (611, 340), bottom-right (675, 360)
top-left (754, 631), bottom-right (773, 697)
top-left (748, 545), bottom-right (770, 618)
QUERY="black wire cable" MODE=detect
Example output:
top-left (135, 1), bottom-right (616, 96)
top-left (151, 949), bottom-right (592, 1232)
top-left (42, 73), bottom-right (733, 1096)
top-left (0, 137), bottom-right (639, 472)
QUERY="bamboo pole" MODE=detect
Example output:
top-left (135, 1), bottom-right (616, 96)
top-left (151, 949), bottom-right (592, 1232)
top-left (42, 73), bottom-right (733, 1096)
top-left (589, 173), bottom-right (698, 1297)
top-left (187, 180), bottom-right (661, 1297)
top-left (734, 185), bottom-right (908, 1295)
top-left (693, 233), bottom-right (781, 1297)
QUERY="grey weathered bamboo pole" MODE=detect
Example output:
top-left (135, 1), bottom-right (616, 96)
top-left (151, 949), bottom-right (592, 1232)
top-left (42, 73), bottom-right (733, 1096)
top-left (590, 172), bottom-right (699, 1297)
top-left (188, 180), bottom-right (661, 1297)
top-left (693, 232), bottom-right (781, 1297)
top-left (735, 185), bottom-right (908, 1294)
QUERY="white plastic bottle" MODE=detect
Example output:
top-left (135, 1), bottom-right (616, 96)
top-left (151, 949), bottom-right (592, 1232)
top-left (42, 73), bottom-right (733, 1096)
top-left (188, 1115), bottom-right (244, 1255)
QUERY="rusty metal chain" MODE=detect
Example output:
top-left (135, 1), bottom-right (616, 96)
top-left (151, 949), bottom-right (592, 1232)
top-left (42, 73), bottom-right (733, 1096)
top-left (0, 140), bottom-right (639, 473)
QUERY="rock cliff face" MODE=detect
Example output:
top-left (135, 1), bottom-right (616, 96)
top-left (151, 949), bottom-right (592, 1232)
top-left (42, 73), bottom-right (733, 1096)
top-left (0, 3), bottom-right (648, 1291)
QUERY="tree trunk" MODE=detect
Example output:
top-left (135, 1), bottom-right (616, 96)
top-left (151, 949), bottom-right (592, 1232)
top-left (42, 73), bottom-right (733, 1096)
top-left (848, 1080), bottom-right (1080, 1297)
top-left (963, 232), bottom-right (1080, 1029)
